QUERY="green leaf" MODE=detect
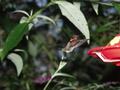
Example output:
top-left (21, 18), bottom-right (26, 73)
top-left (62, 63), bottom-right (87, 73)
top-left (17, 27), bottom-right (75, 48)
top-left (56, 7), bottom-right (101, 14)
top-left (20, 17), bottom-right (33, 30)
top-left (13, 10), bottom-right (30, 17)
top-left (54, 73), bottom-right (74, 78)
top-left (98, 2), bottom-right (112, 6)
top-left (28, 41), bottom-right (38, 57)
top-left (92, 3), bottom-right (99, 15)
top-left (14, 49), bottom-right (28, 60)
top-left (57, 61), bottom-right (67, 71)
top-left (73, 2), bottom-right (81, 9)
top-left (1, 23), bottom-right (28, 60)
top-left (0, 49), bottom-right (3, 58)
top-left (60, 87), bottom-right (76, 90)
top-left (37, 15), bottom-right (56, 25)
top-left (7, 53), bottom-right (23, 76)
top-left (20, 17), bottom-right (28, 23)
top-left (55, 1), bottom-right (90, 43)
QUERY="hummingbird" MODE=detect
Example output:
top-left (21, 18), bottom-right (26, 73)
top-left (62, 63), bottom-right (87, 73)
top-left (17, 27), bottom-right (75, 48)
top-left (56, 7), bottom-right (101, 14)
top-left (62, 35), bottom-right (88, 53)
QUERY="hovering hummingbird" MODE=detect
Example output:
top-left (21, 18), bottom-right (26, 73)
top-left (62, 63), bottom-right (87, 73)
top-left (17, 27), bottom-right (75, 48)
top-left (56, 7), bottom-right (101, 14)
top-left (62, 35), bottom-right (88, 53)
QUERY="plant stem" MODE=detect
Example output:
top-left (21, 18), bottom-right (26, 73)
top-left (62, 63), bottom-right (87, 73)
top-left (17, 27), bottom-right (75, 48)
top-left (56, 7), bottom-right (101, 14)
top-left (43, 69), bottom-right (59, 90)
top-left (43, 61), bottom-right (67, 90)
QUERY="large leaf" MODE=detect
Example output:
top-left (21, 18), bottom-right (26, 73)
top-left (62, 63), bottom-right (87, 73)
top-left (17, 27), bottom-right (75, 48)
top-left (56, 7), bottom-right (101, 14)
top-left (55, 1), bottom-right (90, 43)
top-left (73, 2), bottom-right (81, 9)
top-left (1, 23), bottom-right (28, 60)
top-left (7, 53), bottom-right (23, 76)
